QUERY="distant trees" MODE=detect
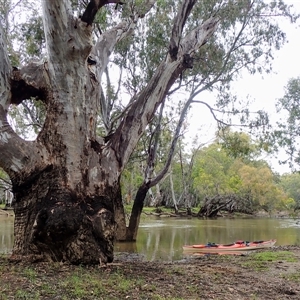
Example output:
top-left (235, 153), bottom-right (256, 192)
top-left (191, 141), bottom-right (287, 213)
top-left (279, 173), bottom-right (300, 210)
top-left (121, 130), bottom-right (291, 215)
top-left (273, 77), bottom-right (300, 170)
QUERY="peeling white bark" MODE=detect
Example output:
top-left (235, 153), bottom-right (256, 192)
top-left (91, 1), bottom-right (156, 132)
top-left (179, 17), bottom-right (219, 56)
top-left (109, 15), bottom-right (218, 169)
top-left (0, 131), bottom-right (10, 143)
top-left (0, 24), bottom-right (11, 110)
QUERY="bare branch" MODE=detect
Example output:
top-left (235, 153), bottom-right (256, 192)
top-left (81, 0), bottom-right (125, 25)
top-left (143, 99), bottom-right (166, 184)
top-left (192, 100), bottom-right (231, 127)
top-left (91, 1), bottom-right (156, 132)
top-left (169, 0), bottom-right (196, 60)
top-left (149, 94), bottom-right (193, 187)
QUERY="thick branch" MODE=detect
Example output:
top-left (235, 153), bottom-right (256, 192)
top-left (169, 0), bottom-right (196, 60)
top-left (111, 60), bottom-right (183, 167)
top-left (0, 24), bottom-right (50, 185)
top-left (111, 17), bottom-right (218, 168)
top-left (42, 0), bottom-right (92, 69)
top-left (11, 62), bottom-right (48, 105)
top-left (81, 0), bottom-right (125, 25)
top-left (91, 1), bottom-right (156, 131)
top-left (0, 112), bottom-right (50, 186)
top-left (91, 20), bottom-right (136, 81)
top-left (0, 24), bottom-right (12, 111)
top-left (143, 99), bottom-right (166, 184)
top-left (179, 17), bottom-right (219, 56)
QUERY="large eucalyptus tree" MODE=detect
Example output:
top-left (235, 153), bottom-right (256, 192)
top-left (0, 0), bottom-right (217, 264)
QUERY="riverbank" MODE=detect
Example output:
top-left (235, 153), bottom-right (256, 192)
top-left (1, 246), bottom-right (300, 299)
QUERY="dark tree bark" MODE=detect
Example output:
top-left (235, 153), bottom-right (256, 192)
top-left (126, 183), bottom-right (148, 241)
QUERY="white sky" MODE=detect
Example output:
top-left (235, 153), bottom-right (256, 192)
top-left (186, 0), bottom-right (300, 174)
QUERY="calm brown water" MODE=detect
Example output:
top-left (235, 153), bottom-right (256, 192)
top-left (1, 216), bottom-right (300, 261)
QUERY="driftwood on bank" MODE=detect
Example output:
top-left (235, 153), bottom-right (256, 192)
top-left (143, 208), bottom-right (192, 218)
top-left (197, 194), bottom-right (253, 218)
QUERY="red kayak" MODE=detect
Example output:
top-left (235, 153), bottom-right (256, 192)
top-left (182, 239), bottom-right (276, 252)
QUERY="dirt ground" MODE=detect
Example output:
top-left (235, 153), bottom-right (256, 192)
top-left (1, 246), bottom-right (300, 299)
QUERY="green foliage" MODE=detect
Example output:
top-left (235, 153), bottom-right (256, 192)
top-left (8, 99), bottom-right (46, 139)
top-left (20, 16), bottom-right (45, 58)
top-left (192, 143), bottom-right (236, 197)
top-left (0, 0), bottom-right (45, 64)
top-left (279, 172), bottom-right (300, 209)
top-left (243, 251), bottom-right (297, 271)
top-left (217, 128), bottom-right (259, 160)
top-left (235, 164), bottom-right (286, 210)
top-left (122, 127), bottom-right (295, 213)
top-left (273, 77), bottom-right (300, 169)
top-left (191, 132), bottom-right (289, 211)
top-left (108, 0), bottom-right (297, 127)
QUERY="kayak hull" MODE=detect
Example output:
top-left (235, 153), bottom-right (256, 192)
top-left (182, 239), bottom-right (276, 252)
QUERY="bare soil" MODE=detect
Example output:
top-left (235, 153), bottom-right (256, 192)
top-left (1, 246), bottom-right (300, 299)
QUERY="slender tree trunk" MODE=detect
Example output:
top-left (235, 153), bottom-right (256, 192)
top-left (126, 183), bottom-right (148, 241)
top-left (170, 171), bottom-right (179, 214)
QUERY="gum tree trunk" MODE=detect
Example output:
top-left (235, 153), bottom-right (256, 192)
top-left (0, 0), bottom-right (218, 264)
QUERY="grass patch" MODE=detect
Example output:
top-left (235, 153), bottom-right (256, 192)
top-left (58, 267), bottom-right (145, 299)
top-left (242, 251), bottom-right (297, 271)
top-left (251, 251), bottom-right (297, 262)
top-left (281, 272), bottom-right (300, 282)
top-left (1, 249), bottom-right (299, 300)
top-left (15, 289), bottom-right (40, 299)
top-left (23, 267), bottom-right (37, 282)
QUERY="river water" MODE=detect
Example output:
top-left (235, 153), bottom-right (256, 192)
top-left (1, 216), bottom-right (300, 261)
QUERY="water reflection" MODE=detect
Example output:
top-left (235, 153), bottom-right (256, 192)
top-left (116, 217), bottom-right (300, 261)
top-left (1, 216), bottom-right (300, 261)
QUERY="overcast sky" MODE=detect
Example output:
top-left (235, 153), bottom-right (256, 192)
top-left (186, 1), bottom-right (300, 174)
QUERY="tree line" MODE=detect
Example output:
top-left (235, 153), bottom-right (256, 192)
top-left (120, 129), bottom-right (300, 216)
